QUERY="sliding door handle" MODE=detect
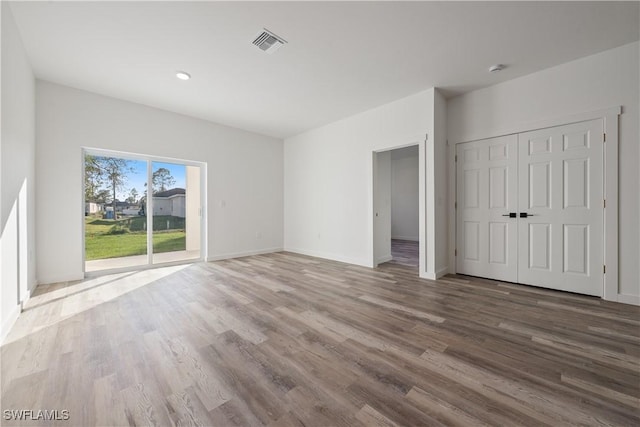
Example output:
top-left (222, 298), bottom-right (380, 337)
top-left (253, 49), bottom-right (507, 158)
top-left (502, 213), bottom-right (517, 218)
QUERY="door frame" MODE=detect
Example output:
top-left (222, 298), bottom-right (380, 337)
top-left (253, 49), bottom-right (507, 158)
top-left (81, 147), bottom-right (207, 276)
top-left (371, 135), bottom-right (427, 277)
top-left (448, 106), bottom-right (623, 303)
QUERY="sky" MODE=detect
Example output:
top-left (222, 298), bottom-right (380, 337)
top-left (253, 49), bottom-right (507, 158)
top-left (116, 160), bottom-right (186, 201)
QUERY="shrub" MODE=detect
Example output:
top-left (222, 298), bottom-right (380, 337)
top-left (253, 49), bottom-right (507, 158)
top-left (107, 224), bottom-right (129, 235)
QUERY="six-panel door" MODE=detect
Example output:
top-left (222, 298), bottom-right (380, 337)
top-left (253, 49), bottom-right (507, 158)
top-left (517, 119), bottom-right (603, 296)
top-left (456, 135), bottom-right (518, 282)
top-left (456, 119), bottom-right (603, 296)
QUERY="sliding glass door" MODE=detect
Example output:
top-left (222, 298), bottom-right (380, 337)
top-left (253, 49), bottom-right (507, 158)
top-left (151, 161), bottom-right (200, 264)
top-left (84, 149), bottom-right (203, 273)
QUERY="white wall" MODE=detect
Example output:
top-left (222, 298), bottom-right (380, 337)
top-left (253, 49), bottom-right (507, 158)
top-left (433, 89), bottom-right (448, 275)
top-left (390, 146), bottom-right (419, 241)
top-left (448, 41), bottom-right (639, 299)
top-left (1, 2), bottom-right (36, 340)
top-left (284, 88), bottom-right (434, 274)
top-left (36, 81), bottom-right (283, 284)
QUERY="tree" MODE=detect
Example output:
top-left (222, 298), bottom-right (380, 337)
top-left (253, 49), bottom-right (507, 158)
top-left (95, 189), bottom-right (112, 204)
top-left (127, 188), bottom-right (139, 204)
top-left (152, 168), bottom-right (176, 193)
top-left (87, 156), bottom-right (134, 219)
top-left (84, 155), bottom-right (104, 202)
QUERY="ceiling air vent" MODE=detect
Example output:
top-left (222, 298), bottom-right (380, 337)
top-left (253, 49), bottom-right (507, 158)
top-left (252, 29), bottom-right (287, 54)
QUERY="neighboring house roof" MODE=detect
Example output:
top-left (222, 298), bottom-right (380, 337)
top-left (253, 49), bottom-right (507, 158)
top-left (154, 188), bottom-right (185, 198)
top-left (113, 200), bottom-right (136, 207)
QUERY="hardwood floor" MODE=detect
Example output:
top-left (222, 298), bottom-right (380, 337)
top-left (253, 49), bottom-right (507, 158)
top-left (1, 252), bottom-right (639, 426)
top-left (389, 239), bottom-right (419, 267)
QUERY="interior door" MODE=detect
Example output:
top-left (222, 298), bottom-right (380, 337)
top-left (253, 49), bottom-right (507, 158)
top-left (517, 119), bottom-right (603, 296)
top-left (456, 135), bottom-right (518, 282)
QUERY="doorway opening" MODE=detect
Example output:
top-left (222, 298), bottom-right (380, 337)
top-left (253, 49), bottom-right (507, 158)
top-left (83, 149), bottom-right (205, 273)
top-left (373, 145), bottom-right (420, 270)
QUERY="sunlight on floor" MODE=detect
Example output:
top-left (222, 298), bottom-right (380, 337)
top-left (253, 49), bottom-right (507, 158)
top-left (2, 264), bottom-right (191, 346)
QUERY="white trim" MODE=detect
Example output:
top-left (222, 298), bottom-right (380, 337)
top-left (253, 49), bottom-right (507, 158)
top-left (419, 267), bottom-right (448, 281)
top-left (617, 293), bottom-right (640, 306)
top-left (147, 158), bottom-right (154, 265)
top-left (83, 146), bottom-right (206, 168)
top-left (0, 306), bottom-right (20, 345)
top-left (81, 148), bottom-right (87, 276)
top-left (200, 164), bottom-right (208, 261)
top-left (449, 107), bottom-right (622, 303)
top-left (447, 140), bottom-right (457, 280)
top-left (208, 247), bottom-right (284, 262)
top-left (37, 272), bottom-right (85, 285)
top-left (20, 283), bottom-right (34, 308)
top-left (603, 112), bottom-right (619, 302)
top-left (84, 257), bottom-right (202, 279)
top-left (285, 247), bottom-right (369, 267)
top-left (435, 266), bottom-right (449, 279)
top-left (0, 285), bottom-right (35, 345)
top-left (376, 255), bottom-right (393, 264)
top-left (81, 147), bottom-right (207, 275)
top-left (451, 106), bottom-right (622, 145)
top-left (370, 132), bottom-right (427, 278)
top-left (425, 130), bottom-right (435, 280)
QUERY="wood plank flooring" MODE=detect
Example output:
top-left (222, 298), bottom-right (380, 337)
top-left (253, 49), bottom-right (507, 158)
top-left (389, 239), bottom-right (419, 267)
top-left (1, 252), bottom-right (639, 426)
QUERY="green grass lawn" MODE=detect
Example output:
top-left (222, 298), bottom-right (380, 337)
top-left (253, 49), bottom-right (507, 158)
top-left (85, 215), bottom-right (186, 260)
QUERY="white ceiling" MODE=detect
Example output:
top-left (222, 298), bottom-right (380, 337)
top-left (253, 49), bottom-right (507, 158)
top-left (9, 1), bottom-right (639, 138)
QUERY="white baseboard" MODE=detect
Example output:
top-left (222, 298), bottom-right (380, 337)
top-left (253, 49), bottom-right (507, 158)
top-left (420, 267), bottom-right (449, 281)
top-left (376, 255), bottom-right (393, 265)
top-left (617, 293), bottom-right (640, 306)
top-left (21, 283), bottom-right (35, 307)
top-left (435, 266), bottom-right (449, 279)
top-left (284, 247), bottom-right (372, 268)
top-left (0, 305), bottom-right (21, 345)
top-left (38, 273), bottom-right (84, 286)
top-left (207, 247), bottom-right (283, 262)
top-left (391, 236), bottom-right (419, 242)
top-left (420, 271), bottom-right (437, 280)
top-left (1, 283), bottom-right (37, 344)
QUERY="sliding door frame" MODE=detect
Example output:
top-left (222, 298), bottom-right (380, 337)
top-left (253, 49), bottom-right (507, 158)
top-left (82, 147), bottom-right (207, 276)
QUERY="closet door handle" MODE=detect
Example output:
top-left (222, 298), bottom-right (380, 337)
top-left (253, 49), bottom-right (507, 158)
top-left (502, 213), bottom-right (517, 218)
top-left (520, 212), bottom-right (536, 218)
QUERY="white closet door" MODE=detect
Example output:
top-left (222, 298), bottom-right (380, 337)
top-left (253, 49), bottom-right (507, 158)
top-left (456, 135), bottom-right (518, 282)
top-left (517, 119), bottom-right (603, 296)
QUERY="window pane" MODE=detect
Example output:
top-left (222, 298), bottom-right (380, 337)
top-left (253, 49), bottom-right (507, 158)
top-left (151, 161), bottom-right (200, 263)
top-left (84, 155), bottom-right (148, 272)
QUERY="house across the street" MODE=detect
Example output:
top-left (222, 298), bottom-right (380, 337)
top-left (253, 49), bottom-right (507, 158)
top-left (84, 201), bottom-right (103, 215)
top-left (153, 188), bottom-right (185, 218)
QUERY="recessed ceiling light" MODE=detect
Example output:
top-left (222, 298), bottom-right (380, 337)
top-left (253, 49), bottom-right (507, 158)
top-left (489, 64), bottom-right (506, 73)
top-left (176, 71), bottom-right (191, 80)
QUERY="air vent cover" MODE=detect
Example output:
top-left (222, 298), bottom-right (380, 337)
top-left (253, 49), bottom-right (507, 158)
top-left (252, 29), bottom-right (287, 54)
